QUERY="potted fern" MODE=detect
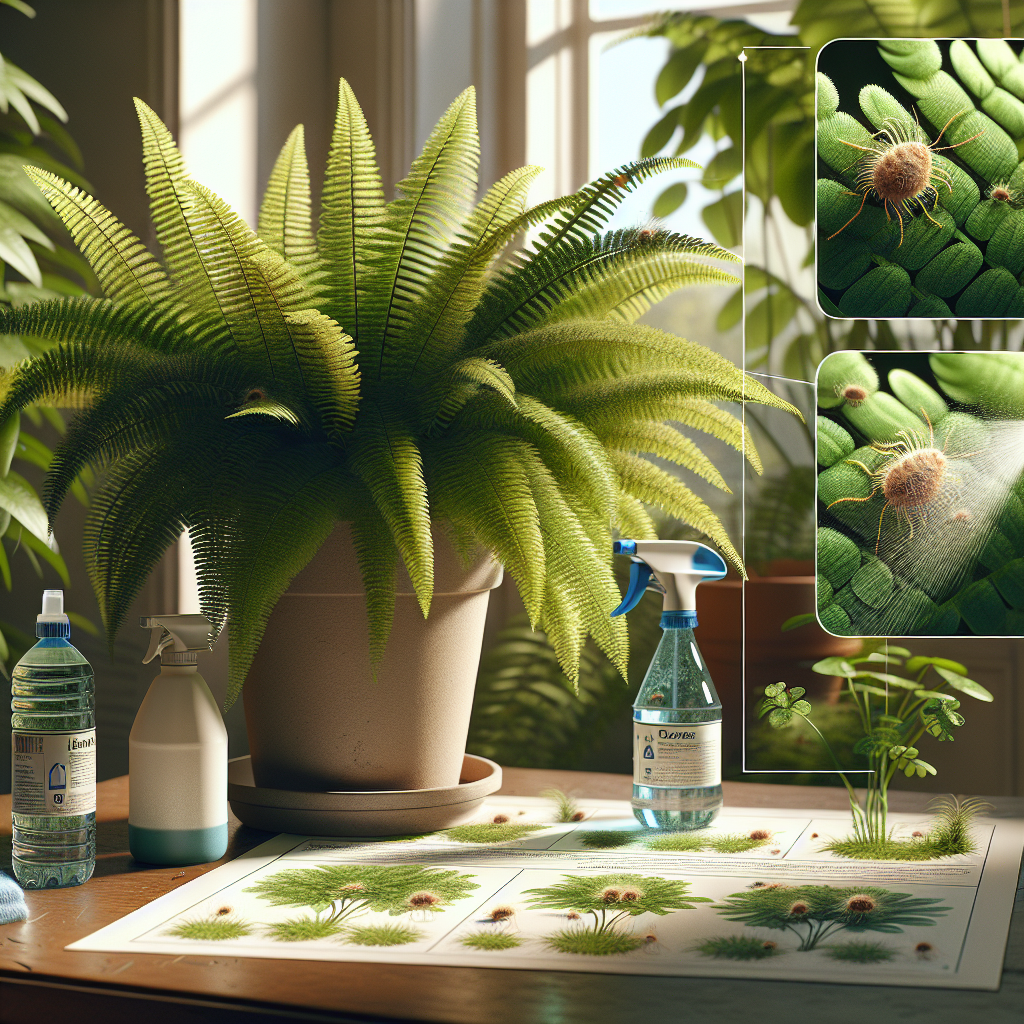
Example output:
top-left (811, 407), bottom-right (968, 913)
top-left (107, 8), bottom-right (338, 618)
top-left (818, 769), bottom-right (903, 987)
top-left (0, 80), bottom-right (795, 795)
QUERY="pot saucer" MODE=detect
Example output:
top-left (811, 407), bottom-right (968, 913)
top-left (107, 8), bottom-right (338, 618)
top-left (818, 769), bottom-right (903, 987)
top-left (227, 753), bottom-right (502, 836)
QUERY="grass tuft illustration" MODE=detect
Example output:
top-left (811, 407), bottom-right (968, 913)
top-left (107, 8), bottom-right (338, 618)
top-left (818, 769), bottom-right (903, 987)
top-left (544, 928), bottom-right (646, 956)
top-left (695, 935), bottom-right (783, 960)
top-left (542, 788), bottom-right (585, 822)
top-left (826, 940), bottom-right (896, 963)
top-left (441, 822), bottom-right (548, 844)
top-left (345, 923), bottom-right (422, 947)
top-left (167, 915), bottom-right (252, 941)
top-left (578, 830), bottom-right (641, 849)
top-left (460, 931), bottom-right (524, 951)
top-left (644, 831), bottom-right (773, 854)
top-left (264, 916), bottom-right (344, 942)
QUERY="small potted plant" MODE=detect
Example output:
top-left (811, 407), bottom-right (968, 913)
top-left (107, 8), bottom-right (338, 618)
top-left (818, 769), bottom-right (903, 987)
top-left (0, 80), bottom-right (797, 794)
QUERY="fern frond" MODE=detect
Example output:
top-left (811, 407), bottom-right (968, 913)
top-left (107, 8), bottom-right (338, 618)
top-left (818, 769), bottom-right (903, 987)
top-left (428, 431), bottom-right (545, 626)
top-left (23, 167), bottom-right (170, 306)
top-left (363, 88), bottom-right (479, 380)
top-left (600, 421), bottom-right (731, 492)
top-left (616, 493), bottom-right (658, 539)
top-left (612, 451), bottom-right (743, 573)
top-left (669, 398), bottom-right (763, 475)
top-left (84, 443), bottom-right (195, 642)
top-left (258, 124), bottom-right (317, 270)
top-left (0, 298), bottom-right (224, 359)
top-left (523, 452), bottom-right (628, 682)
top-left (348, 401), bottom-right (433, 616)
top-left (133, 98), bottom-right (219, 311)
top-left (190, 442), bottom-right (347, 706)
top-left (317, 78), bottom-right (387, 342)
top-left (350, 513), bottom-right (398, 667)
top-left (225, 398), bottom-right (302, 426)
top-left (426, 356), bottom-right (516, 431)
top-left (403, 164), bottom-right (542, 378)
top-left (469, 230), bottom-right (736, 343)
top-left (281, 308), bottom-right (360, 438)
top-left (532, 157), bottom-right (701, 250)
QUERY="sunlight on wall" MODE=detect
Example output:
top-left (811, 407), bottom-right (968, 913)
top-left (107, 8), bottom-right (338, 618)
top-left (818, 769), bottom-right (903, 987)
top-left (179, 0), bottom-right (257, 227)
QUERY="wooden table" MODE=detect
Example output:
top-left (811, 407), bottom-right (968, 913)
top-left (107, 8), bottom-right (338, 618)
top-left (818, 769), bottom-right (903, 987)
top-left (1, 771), bottom-right (1022, 1024)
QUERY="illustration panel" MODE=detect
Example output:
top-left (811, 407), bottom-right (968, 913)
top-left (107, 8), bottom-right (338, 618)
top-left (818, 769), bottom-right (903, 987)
top-left (816, 38), bottom-right (1024, 319)
top-left (815, 349), bottom-right (1024, 636)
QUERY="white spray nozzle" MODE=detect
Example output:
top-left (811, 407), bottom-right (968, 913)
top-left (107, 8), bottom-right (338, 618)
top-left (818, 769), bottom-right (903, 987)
top-left (38, 589), bottom-right (69, 623)
top-left (141, 614), bottom-right (215, 665)
top-left (611, 540), bottom-right (727, 616)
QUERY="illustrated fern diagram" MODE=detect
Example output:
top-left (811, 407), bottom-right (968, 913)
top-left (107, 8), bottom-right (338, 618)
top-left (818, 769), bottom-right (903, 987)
top-left (816, 350), bottom-right (1024, 636)
top-left (0, 79), bottom-right (799, 701)
top-left (818, 38), bottom-right (1024, 318)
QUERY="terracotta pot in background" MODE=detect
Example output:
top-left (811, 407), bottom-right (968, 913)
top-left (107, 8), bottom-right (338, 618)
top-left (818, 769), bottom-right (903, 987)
top-left (243, 524), bottom-right (503, 793)
top-left (695, 573), bottom-right (860, 768)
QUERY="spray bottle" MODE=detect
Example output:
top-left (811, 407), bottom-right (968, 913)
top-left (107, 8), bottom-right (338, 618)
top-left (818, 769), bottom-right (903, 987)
top-left (129, 614), bottom-right (227, 865)
top-left (611, 540), bottom-right (728, 830)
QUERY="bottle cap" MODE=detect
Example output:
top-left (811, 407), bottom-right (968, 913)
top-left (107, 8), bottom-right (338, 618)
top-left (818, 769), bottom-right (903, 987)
top-left (37, 589), bottom-right (70, 637)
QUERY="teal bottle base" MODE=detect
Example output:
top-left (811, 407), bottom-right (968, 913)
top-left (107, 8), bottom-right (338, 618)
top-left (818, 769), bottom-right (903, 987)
top-left (632, 784), bottom-right (724, 831)
top-left (129, 823), bottom-right (228, 865)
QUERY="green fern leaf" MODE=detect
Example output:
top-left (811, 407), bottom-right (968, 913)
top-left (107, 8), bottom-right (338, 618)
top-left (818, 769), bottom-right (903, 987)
top-left (258, 124), bottom-right (317, 270)
top-left (426, 356), bottom-right (516, 431)
top-left (22, 167), bottom-right (170, 306)
top-left (350, 512), bottom-right (399, 667)
top-left (612, 451), bottom-right (742, 572)
top-left (362, 88), bottom-right (479, 381)
top-left (347, 401), bottom-right (433, 616)
top-left (600, 420), bottom-right (731, 492)
top-left (316, 78), bottom-right (387, 342)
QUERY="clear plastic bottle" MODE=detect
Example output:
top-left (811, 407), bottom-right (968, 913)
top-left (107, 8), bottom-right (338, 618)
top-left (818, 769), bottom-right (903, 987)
top-left (11, 590), bottom-right (96, 888)
top-left (632, 611), bottom-right (723, 830)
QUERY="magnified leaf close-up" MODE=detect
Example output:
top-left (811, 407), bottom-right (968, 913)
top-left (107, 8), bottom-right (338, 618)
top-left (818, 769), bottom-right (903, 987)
top-left (817, 39), bottom-right (1024, 318)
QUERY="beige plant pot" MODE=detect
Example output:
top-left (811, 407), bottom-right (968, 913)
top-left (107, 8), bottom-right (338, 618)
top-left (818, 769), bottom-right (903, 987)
top-left (243, 523), bottom-right (503, 793)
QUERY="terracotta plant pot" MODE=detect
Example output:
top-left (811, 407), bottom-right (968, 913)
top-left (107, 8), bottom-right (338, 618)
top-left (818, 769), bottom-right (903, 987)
top-left (243, 524), bottom-right (503, 793)
top-left (695, 575), bottom-right (860, 767)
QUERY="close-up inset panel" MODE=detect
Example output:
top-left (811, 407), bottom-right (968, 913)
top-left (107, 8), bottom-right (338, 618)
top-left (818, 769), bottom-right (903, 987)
top-left (816, 350), bottom-right (1024, 636)
top-left (817, 38), bottom-right (1024, 319)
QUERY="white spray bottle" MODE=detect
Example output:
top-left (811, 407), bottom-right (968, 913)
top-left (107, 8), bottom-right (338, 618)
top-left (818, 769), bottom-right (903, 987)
top-left (129, 614), bottom-right (227, 865)
top-left (611, 539), bottom-right (728, 830)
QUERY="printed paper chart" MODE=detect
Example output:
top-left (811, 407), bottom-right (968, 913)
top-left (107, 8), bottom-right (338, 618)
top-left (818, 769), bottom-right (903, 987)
top-left (68, 798), bottom-right (1024, 990)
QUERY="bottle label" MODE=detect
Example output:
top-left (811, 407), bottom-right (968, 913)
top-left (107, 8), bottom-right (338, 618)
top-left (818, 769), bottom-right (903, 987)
top-left (633, 721), bottom-right (721, 787)
top-left (11, 729), bottom-right (96, 816)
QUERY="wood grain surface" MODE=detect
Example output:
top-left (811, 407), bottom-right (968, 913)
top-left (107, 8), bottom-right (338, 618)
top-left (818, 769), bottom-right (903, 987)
top-left (1, 770), bottom-right (1022, 1024)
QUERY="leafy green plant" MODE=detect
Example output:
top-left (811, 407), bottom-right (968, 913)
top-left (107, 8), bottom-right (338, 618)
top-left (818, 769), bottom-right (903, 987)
top-left (0, 79), bottom-right (802, 701)
top-left (167, 914), bottom-right (252, 940)
top-left (344, 923), bottom-right (421, 947)
top-left (541, 787), bottom-right (583, 822)
top-left (716, 883), bottom-right (949, 951)
top-left (816, 350), bottom-right (1024, 636)
top-left (758, 642), bottom-right (993, 851)
top-left (439, 822), bottom-right (546, 844)
top-left (695, 935), bottom-right (782, 960)
top-left (243, 864), bottom-right (479, 924)
top-left (264, 916), bottom-right (343, 942)
top-left (0, 0), bottom-right (96, 671)
top-left (460, 931), bottom-right (523, 951)
top-left (818, 40), bottom-right (1024, 317)
top-left (524, 872), bottom-right (710, 957)
top-left (825, 940), bottom-right (896, 963)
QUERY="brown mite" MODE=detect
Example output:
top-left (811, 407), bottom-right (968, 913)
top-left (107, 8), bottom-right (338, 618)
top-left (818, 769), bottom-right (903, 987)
top-left (618, 887), bottom-right (642, 902)
top-left (613, 173), bottom-right (629, 187)
top-left (488, 905), bottom-right (515, 922)
top-left (828, 110), bottom-right (983, 246)
top-left (842, 384), bottom-right (869, 406)
top-left (916, 941), bottom-right (933, 954)
top-left (810, 833), bottom-right (819, 839)
top-left (749, 829), bottom-right (771, 841)
top-left (408, 891), bottom-right (441, 908)
top-left (600, 887), bottom-right (623, 903)
top-left (216, 906), bottom-right (232, 916)
top-left (788, 901), bottom-right (809, 916)
top-left (826, 409), bottom-right (978, 554)
top-left (846, 894), bottom-right (876, 914)
top-left (244, 388), bottom-right (266, 403)
top-left (566, 911), bottom-right (581, 921)
top-left (571, 811), bottom-right (586, 822)
top-left (770, 849), bottom-right (781, 855)
top-left (649, 693), bottom-right (665, 704)
top-left (762, 940), bottom-right (778, 950)
top-left (492, 814), bottom-right (510, 824)
top-left (912, 830), bottom-right (924, 837)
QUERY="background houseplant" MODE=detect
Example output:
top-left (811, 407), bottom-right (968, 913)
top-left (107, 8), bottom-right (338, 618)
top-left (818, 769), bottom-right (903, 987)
top-left (0, 79), bottom-right (796, 791)
top-left (0, 0), bottom-right (94, 679)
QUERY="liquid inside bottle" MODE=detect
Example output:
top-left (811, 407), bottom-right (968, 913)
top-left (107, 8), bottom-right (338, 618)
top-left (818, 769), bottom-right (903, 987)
top-left (632, 611), bottom-right (723, 830)
top-left (11, 591), bottom-right (96, 888)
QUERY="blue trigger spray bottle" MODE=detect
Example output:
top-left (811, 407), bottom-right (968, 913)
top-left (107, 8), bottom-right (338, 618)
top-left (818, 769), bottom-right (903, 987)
top-left (612, 540), bottom-right (728, 830)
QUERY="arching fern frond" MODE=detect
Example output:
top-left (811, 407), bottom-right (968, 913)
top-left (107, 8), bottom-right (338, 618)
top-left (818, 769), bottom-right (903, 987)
top-left (612, 451), bottom-right (742, 572)
top-left (425, 356), bottom-right (516, 432)
top-left (259, 124), bottom-right (317, 271)
top-left (350, 512), bottom-right (399, 667)
top-left (363, 88), bottom-right (480, 381)
top-left (23, 167), bottom-right (170, 306)
top-left (600, 420), bottom-right (731, 492)
top-left (317, 78), bottom-right (387, 342)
